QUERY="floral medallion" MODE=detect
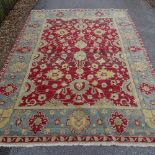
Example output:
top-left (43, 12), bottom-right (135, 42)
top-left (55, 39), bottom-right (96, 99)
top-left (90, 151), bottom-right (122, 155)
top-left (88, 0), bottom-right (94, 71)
top-left (0, 83), bottom-right (17, 96)
top-left (67, 110), bottom-right (90, 134)
top-left (109, 111), bottom-right (128, 133)
top-left (29, 112), bottom-right (48, 134)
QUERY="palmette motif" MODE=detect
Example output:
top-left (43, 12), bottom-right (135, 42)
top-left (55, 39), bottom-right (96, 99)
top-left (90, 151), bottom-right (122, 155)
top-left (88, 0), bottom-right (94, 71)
top-left (0, 9), bottom-right (155, 145)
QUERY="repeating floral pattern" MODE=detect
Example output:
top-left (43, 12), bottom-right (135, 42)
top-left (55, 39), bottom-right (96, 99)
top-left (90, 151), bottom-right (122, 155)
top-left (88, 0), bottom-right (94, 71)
top-left (0, 9), bottom-right (155, 144)
top-left (18, 18), bottom-right (136, 107)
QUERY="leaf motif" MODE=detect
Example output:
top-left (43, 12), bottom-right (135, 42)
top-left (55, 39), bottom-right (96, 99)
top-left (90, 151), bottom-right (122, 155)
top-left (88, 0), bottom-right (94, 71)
top-left (96, 88), bottom-right (103, 94)
top-left (56, 89), bottom-right (62, 94)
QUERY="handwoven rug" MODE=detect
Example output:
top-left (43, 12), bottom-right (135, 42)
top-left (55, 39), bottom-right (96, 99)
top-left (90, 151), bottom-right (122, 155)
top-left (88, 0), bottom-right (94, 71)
top-left (0, 9), bottom-right (155, 146)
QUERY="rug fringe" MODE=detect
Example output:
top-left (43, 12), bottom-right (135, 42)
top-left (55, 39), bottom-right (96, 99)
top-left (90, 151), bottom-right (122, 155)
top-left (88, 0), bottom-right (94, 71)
top-left (31, 8), bottom-right (128, 12)
top-left (1, 141), bottom-right (155, 147)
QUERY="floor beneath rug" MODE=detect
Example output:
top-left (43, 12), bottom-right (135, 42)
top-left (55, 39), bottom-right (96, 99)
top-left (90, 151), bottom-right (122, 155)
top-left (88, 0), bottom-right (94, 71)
top-left (0, 0), bottom-right (155, 154)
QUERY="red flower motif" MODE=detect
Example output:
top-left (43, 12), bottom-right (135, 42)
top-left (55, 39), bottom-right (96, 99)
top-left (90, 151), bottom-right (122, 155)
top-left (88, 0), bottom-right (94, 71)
top-left (140, 83), bottom-right (155, 95)
top-left (16, 118), bottom-right (22, 127)
top-left (29, 112), bottom-right (48, 134)
top-left (17, 46), bottom-right (31, 53)
top-left (0, 83), bottom-right (17, 96)
top-left (95, 11), bottom-right (104, 17)
top-left (128, 46), bottom-right (142, 52)
top-left (109, 112), bottom-right (128, 134)
top-left (56, 12), bottom-right (64, 17)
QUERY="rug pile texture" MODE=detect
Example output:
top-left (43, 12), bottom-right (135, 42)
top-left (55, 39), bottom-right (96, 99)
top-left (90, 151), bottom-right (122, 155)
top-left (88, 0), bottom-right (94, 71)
top-left (0, 9), bottom-right (155, 146)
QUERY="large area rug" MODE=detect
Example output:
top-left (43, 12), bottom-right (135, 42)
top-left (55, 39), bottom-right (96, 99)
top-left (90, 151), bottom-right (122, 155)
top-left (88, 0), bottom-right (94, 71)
top-left (0, 9), bottom-right (155, 146)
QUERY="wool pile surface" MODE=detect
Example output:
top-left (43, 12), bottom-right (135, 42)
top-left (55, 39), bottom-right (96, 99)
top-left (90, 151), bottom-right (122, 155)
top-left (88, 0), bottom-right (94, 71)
top-left (0, 9), bottom-right (155, 146)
